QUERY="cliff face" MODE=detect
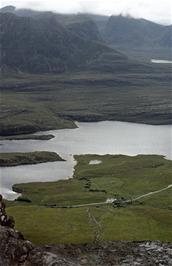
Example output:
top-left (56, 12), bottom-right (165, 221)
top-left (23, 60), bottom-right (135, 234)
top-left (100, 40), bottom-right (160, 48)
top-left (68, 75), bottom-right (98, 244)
top-left (0, 226), bottom-right (172, 266)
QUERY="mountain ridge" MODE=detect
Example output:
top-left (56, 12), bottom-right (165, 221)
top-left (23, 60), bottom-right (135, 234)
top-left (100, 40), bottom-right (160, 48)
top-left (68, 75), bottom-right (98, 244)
top-left (0, 12), bottom-right (115, 74)
top-left (103, 15), bottom-right (172, 49)
top-left (0, 6), bottom-right (171, 73)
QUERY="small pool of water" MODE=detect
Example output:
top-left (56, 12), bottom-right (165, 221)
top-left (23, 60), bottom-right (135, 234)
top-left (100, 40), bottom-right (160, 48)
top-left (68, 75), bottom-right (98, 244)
top-left (89, 160), bottom-right (102, 165)
top-left (151, 59), bottom-right (172, 64)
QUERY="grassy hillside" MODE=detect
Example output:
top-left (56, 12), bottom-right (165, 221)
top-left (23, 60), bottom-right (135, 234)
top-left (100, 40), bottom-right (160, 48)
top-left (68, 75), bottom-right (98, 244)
top-left (6, 155), bottom-right (172, 244)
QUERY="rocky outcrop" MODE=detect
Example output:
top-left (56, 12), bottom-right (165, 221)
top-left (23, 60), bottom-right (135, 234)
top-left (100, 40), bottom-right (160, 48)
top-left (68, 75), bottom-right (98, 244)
top-left (0, 226), bottom-right (76, 266)
top-left (0, 226), bottom-right (33, 265)
top-left (0, 226), bottom-right (172, 265)
top-left (30, 241), bottom-right (172, 266)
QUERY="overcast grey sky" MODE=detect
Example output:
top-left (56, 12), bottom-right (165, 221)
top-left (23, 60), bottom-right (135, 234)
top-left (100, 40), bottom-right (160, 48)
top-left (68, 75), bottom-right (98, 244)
top-left (1, 0), bottom-right (172, 25)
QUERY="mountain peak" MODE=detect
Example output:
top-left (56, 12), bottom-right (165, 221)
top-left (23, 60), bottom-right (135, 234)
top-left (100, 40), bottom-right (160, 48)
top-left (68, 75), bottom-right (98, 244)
top-left (0, 6), bottom-right (16, 13)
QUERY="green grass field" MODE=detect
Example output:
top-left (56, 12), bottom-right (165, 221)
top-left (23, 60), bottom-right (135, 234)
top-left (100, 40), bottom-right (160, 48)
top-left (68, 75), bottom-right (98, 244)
top-left (6, 155), bottom-right (172, 244)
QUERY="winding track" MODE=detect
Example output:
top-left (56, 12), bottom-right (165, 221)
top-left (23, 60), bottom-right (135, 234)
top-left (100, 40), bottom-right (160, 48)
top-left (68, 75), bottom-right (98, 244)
top-left (130, 184), bottom-right (172, 202)
top-left (47, 184), bottom-right (172, 209)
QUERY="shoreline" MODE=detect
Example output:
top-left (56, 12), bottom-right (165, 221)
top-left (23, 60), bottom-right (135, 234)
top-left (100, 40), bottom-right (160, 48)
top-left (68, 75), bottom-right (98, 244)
top-left (1, 121), bottom-right (171, 200)
top-left (0, 117), bottom-right (172, 137)
top-left (0, 134), bottom-right (55, 141)
top-left (2, 153), bottom-right (171, 201)
top-left (4, 154), bottom-right (172, 244)
top-left (0, 151), bottom-right (65, 167)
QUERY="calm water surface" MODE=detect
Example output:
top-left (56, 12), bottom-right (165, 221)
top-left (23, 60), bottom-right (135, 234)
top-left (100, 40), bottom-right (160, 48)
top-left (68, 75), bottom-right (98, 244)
top-left (0, 121), bottom-right (171, 200)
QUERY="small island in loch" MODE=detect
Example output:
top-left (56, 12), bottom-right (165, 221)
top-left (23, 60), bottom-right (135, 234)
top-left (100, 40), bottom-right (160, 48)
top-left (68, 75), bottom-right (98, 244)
top-left (0, 151), bottom-right (64, 167)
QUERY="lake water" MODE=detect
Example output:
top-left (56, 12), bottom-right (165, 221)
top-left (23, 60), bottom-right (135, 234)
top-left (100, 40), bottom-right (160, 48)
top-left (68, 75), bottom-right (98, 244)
top-left (151, 59), bottom-right (172, 64)
top-left (0, 121), bottom-right (171, 200)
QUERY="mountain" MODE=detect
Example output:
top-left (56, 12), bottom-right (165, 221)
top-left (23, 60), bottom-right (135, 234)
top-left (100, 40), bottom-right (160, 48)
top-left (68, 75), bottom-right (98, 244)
top-left (1, 6), bottom-right (171, 50)
top-left (1, 6), bottom-right (171, 67)
top-left (103, 15), bottom-right (172, 49)
top-left (66, 20), bottom-right (102, 42)
top-left (0, 12), bottom-right (113, 74)
top-left (1, 9), bottom-right (149, 74)
top-left (0, 5), bottom-right (16, 13)
top-left (1, 7), bottom-right (168, 74)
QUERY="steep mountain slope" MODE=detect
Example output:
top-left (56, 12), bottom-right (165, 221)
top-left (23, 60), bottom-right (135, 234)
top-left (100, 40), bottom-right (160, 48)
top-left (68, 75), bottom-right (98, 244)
top-left (1, 6), bottom-right (171, 71)
top-left (0, 7), bottom-right (102, 41)
top-left (0, 12), bottom-right (112, 73)
top-left (1, 6), bottom-right (171, 50)
top-left (1, 11), bottom-right (147, 74)
top-left (67, 20), bottom-right (102, 42)
top-left (103, 15), bottom-right (172, 49)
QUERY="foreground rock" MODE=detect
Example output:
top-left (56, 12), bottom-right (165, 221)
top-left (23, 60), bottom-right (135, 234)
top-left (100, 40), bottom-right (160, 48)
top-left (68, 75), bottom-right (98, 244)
top-left (0, 226), bottom-right (76, 266)
top-left (0, 226), bottom-right (33, 265)
top-left (0, 226), bottom-right (172, 266)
